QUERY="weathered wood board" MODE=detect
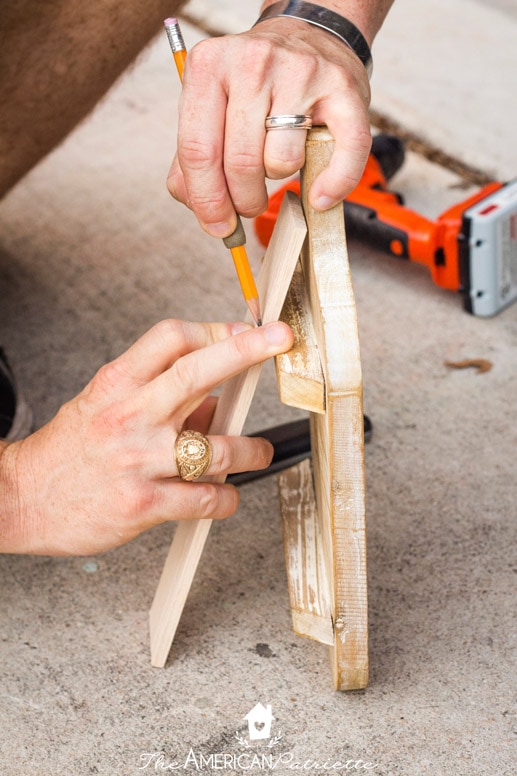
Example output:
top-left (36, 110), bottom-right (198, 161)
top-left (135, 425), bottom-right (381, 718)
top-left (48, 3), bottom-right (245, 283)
top-left (278, 456), bottom-right (334, 646)
top-left (275, 260), bottom-right (325, 415)
top-left (276, 127), bottom-right (368, 690)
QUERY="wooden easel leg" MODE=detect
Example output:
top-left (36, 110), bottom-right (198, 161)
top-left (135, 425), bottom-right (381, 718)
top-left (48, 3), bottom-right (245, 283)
top-left (149, 191), bottom-right (307, 668)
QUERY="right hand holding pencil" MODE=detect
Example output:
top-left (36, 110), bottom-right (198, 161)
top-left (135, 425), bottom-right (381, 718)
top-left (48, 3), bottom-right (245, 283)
top-left (166, 17), bottom-right (373, 238)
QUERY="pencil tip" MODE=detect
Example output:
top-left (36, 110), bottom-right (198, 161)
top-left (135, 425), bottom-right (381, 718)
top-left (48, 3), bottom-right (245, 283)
top-left (247, 297), bottom-right (262, 329)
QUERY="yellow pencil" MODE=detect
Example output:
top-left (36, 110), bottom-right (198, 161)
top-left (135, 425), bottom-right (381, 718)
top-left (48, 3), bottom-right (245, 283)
top-left (163, 18), bottom-right (262, 327)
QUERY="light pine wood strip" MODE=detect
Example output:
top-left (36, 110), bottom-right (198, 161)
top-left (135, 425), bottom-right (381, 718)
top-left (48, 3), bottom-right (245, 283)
top-left (149, 191), bottom-right (307, 668)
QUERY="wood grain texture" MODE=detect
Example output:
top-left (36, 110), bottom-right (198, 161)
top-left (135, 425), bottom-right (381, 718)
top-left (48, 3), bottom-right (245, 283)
top-left (278, 127), bottom-right (368, 690)
top-left (149, 191), bottom-right (307, 668)
top-left (278, 457), bottom-right (334, 646)
top-left (276, 260), bottom-right (326, 414)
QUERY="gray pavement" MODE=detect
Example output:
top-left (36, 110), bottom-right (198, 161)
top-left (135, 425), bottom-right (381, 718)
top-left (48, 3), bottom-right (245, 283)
top-left (1, 3), bottom-right (516, 775)
top-left (370, 0), bottom-right (517, 179)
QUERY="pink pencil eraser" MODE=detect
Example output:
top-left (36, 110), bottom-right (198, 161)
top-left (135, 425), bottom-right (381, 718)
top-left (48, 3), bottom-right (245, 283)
top-left (164, 18), bottom-right (177, 26)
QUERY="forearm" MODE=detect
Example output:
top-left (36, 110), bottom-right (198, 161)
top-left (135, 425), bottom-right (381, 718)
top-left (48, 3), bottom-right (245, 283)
top-left (0, 440), bottom-right (27, 552)
top-left (259, 0), bottom-right (394, 45)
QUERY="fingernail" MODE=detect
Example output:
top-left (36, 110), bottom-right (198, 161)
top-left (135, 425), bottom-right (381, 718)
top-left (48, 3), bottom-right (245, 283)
top-left (263, 322), bottom-right (288, 345)
top-left (231, 322), bottom-right (251, 335)
top-left (313, 195), bottom-right (336, 211)
top-left (206, 221), bottom-right (233, 238)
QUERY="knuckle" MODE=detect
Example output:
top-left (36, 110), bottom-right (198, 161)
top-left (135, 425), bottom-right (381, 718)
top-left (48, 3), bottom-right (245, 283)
top-left (189, 189), bottom-right (228, 216)
top-left (232, 192), bottom-right (268, 219)
top-left (152, 318), bottom-right (185, 350)
top-left (231, 330), bottom-right (256, 363)
top-left (179, 136), bottom-right (219, 172)
top-left (257, 438), bottom-right (274, 468)
top-left (142, 318), bottom-right (191, 368)
top-left (197, 483), bottom-right (239, 520)
top-left (345, 122), bottom-right (373, 153)
top-left (212, 441), bottom-right (234, 474)
top-left (238, 201), bottom-right (269, 219)
top-left (265, 152), bottom-right (305, 179)
top-left (186, 38), bottom-right (221, 73)
top-left (273, 146), bottom-right (306, 166)
top-left (225, 148), bottom-right (263, 180)
top-left (170, 351), bottom-right (200, 395)
top-left (131, 483), bottom-right (159, 517)
top-left (343, 61), bottom-right (371, 103)
top-left (166, 168), bottom-right (181, 200)
top-left (116, 479), bottom-right (156, 521)
top-left (90, 361), bottom-right (124, 396)
top-left (91, 400), bottom-right (136, 436)
top-left (234, 38), bottom-right (274, 84)
top-left (196, 484), bottom-right (222, 519)
top-left (324, 54), bottom-right (366, 94)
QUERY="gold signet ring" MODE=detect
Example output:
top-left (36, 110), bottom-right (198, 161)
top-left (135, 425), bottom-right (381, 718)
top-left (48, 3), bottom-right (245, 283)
top-left (174, 430), bottom-right (212, 481)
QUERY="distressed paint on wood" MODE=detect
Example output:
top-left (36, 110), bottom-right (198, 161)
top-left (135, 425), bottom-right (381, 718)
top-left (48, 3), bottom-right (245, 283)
top-left (276, 260), bottom-right (326, 414)
top-left (278, 457), bottom-right (334, 646)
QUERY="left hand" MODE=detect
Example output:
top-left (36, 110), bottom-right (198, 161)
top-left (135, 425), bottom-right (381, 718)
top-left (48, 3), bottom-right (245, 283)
top-left (167, 18), bottom-right (372, 238)
top-left (0, 319), bottom-right (293, 555)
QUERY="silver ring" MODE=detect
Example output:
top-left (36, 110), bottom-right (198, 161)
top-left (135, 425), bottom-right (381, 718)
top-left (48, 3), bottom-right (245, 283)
top-left (265, 114), bottom-right (313, 131)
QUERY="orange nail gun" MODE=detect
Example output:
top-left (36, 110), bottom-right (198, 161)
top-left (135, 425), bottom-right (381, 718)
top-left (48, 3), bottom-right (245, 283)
top-left (254, 135), bottom-right (517, 317)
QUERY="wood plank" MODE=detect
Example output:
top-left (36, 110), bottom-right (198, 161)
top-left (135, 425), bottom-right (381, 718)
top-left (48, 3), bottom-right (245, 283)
top-left (276, 260), bottom-right (326, 414)
top-left (325, 398), bottom-right (368, 690)
top-left (149, 191), bottom-right (307, 668)
top-left (278, 457), bottom-right (334, 646)
top-left (276, 126), bottom-right (368, 690)
top-left (303, 127), bottom-right (367, 690)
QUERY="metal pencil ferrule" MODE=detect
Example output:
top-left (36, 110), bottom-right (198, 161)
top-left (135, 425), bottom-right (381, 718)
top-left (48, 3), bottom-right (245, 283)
top-left (164, 21), bottom-right (186, 53)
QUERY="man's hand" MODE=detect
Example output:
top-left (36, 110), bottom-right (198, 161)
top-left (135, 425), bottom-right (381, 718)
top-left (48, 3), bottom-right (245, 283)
top-left (167, 17), bottom-right (373, 237)
top-left (0, 319), bottom-right (293, 556)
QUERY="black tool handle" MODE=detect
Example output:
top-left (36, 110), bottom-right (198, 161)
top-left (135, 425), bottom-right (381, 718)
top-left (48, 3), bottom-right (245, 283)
top-left (344, 201), bottom-right (410, 258)
top-left (227, 419), bottom-right (311, 486)
top-left (227, 415), bottom-right (372, 486)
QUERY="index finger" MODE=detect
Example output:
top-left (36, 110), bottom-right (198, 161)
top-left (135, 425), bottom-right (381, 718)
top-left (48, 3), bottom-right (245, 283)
top-left (142, 321), bottom-right (293, 423)
top-left (95, 320), bottom-right (249, 392)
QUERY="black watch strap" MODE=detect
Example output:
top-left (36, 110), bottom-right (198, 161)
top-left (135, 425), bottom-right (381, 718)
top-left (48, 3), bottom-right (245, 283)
top-left (254, 1), bottom-right (373, 78)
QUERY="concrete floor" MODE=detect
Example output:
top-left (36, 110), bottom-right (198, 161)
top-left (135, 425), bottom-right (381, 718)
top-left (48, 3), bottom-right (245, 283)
top-left (0, 2), bottom-right (516, 775)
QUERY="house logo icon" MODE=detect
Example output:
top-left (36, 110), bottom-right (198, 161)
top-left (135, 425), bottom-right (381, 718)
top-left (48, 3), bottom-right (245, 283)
top-left (244, 703), bottom-right (275, 741)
